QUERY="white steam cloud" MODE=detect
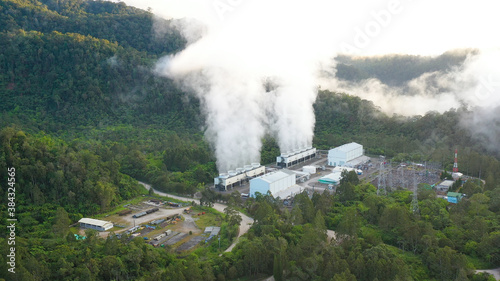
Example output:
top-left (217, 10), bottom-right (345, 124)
top-left (154, 1), bottom-right (343, 172)
top-left (121, 0), bottom-right (500, 168)
top-left (321, 49), bottom-right (500, 116)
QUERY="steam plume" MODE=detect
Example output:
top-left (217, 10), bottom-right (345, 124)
top-left (142, 0), bottom-right (500, 168)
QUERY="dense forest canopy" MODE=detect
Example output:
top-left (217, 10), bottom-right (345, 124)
top-left (0, 0), bottom-right (499, 280)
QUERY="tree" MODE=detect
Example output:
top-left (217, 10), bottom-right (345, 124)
top-left (52, 207), bottom-right (70, 238)
top-left (337, 207), bottom-right (359, 240)
top-left (340, 170), bottom-right (360, 186)
top-left (93, 181), bottom-right (117, 211)
top-left (224, 205), bottom-right (242, 227)
top-left (200, 187), bottom-right (216, 207)
top-left (337, 182), bottom-right (357, 203)
top-left (273, 253), bottom-right (284, 281)
top-left (425, 247), bottom-right (469, 280)
top-left (294, 191), bottom-right (315, 223)
top-left (332, 270), bottom-right (357, 281)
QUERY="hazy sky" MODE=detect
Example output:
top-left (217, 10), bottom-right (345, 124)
top-left (115, 0), bottom-right (500, 56)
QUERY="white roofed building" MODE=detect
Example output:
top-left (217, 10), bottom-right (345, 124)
top-left (79, 218), bottom-right (113, 231)
top-left (250, 169), bottom-right (296, 197)
top-left (328, 142), bottom-right (364, 167)
top-left (436, 180), bottom-right (455, 193)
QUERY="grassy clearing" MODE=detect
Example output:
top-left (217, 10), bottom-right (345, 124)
top-left (95, 196), bottom-right (149, 218)
top-left (194, 213), bottom-right (222, 230)
top-left (143, 224), bottom-right (178, 239)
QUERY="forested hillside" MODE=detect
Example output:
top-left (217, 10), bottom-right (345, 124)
top-left (0, 0), bottom-right (185, 55)
top-left (0, 0), bottom-right (499, 280)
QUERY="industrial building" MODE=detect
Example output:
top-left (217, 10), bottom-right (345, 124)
top-left (436, 180), bottom-right (454, 193)
top-left (214, 163), bottom-right (265, 191)
top-left (250, 169), bottom-right (296, 197)
top-left (78, 218), bottom-right (113, 231)
top-left (318, 166), bottom-right (361, 185)
top-left (276, 147), bottom-right (317, 168)
top-left (328, 142), bottom-right (365, 167)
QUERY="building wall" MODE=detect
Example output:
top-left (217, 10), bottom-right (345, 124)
top-left (269, 173), bottom-right (296, 195)
top-left (250, 179), bottom-right (271, 197)
top-left (215, 166), bottom-right (266, 190)
top-left (328, 150), bottom-right (346, 166)
top-left (80, 222), bottom-right (112, 232)
top-left (250, 172), bottom-right (296, 197)
top-left (246, 166), bottom-right (265, 177)
top-left (328, 143), bottom-right (363, 166)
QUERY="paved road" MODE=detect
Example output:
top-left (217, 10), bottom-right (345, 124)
top-left (476, 268), bottom-right (500, 280)
top-left (139, 182), bottom-right (254, 252)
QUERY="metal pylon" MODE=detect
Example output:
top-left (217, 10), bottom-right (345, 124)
top-left (411, 167), bottom-right (420, 215)
top-left (377, 160), bottom-right (387, 196)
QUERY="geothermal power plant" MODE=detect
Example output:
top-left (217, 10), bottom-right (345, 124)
top-left (214, 146), bottom-right (317, 192)
top-left (276, 147), bottom-right (317, 168)
top-left (214, 163), bottom-right (265, 191)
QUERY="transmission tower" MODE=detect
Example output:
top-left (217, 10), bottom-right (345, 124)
top-left (387, 161), bottom-right (393, 192)
top-left (411, 166), bottom-right (420, 215)
top-left (453, 148), bottom-right (459, 173)
top-left (400, 165), bottom-right (406, 189)
top-left (377, 157), bottom-right (387, 196)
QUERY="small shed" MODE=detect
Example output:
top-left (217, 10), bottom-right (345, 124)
top-left (447, 192), bottom-right (463, 204)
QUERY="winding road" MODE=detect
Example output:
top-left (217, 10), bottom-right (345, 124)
top-left (138, 182), bottom-right (253, 252)
top-left (476, 268), bottom-right (500, 280)
top-left (139, 182), bottom-right (336, 252)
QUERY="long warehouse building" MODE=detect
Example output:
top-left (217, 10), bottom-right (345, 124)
top-left (328, 142), bottom-right (364, 167)
top-left (214, 163), bottom-right (265, 191)
top-left (276, 147), bottom-right (317, 168)
top-left (249, 169), bottom-right (296, 197)
top-left (78, 218), bottom-right (113, 231)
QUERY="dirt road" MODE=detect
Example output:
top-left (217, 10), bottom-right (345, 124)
top-left (139, 182), bottom-right (254, 252)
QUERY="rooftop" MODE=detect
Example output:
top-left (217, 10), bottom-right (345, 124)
top-left (79, 218), bottom-right (113, 227)
top-left (255, 169), bottom-right (295, 184)
top-left (438, 180), bottom-right (455, 187)
top-left (318, 171), bottom-right (343, 184)
top-left (330, 142), bottom-right (362, 152)
top-left (273, 184), bottom-right (303, 199)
